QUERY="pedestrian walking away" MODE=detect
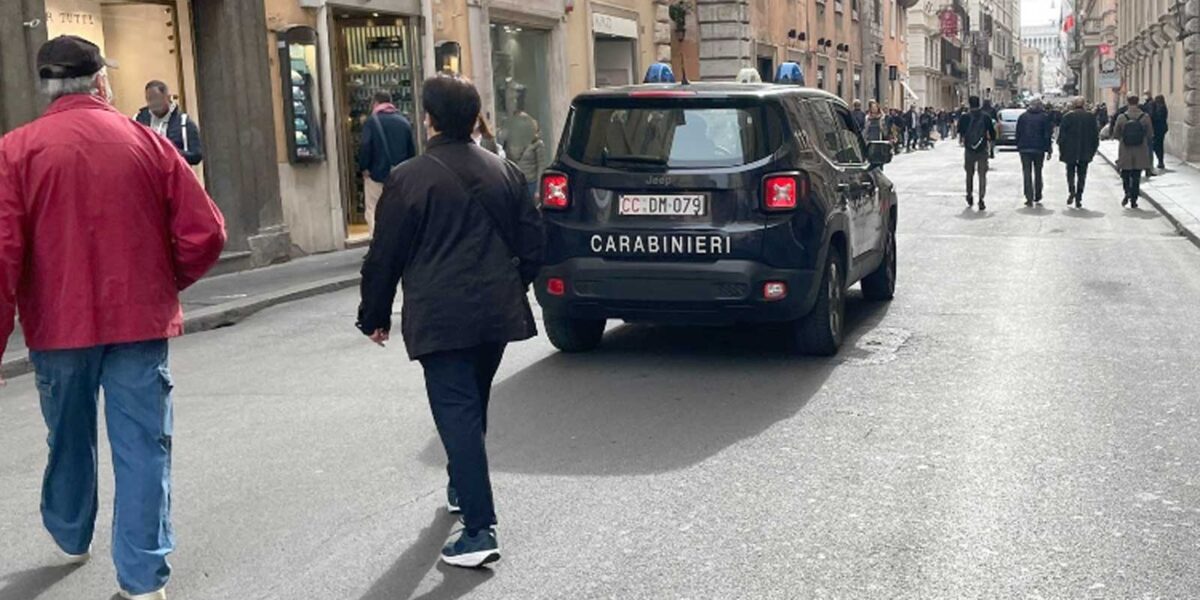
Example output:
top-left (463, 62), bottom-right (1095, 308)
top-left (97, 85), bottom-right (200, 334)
top-left (959, 95), bottom-right (996, 211)
top-left (1057, 97), bottom-right (1100, 208)
top-left (0, 35), bottom-right (227, 600)
top-left (1114, 94), bottom-right (1155, 209)
top-left (358, 90), bottom-right (417, 236)
top-left (134, 80), bottom-right (203, 166)
top-left (357, 75), bottom-right (544, 569)
top-left (983, 100), bottom-right (999, 159)
top-left (1016, 99), bottom-right (1055, 207)
top-left (851, 99), bottom-right (866, 132)
top-left (863, 100), bottom-right (891, 170)
top-left (1150, 95), bottom-right (1169, 171)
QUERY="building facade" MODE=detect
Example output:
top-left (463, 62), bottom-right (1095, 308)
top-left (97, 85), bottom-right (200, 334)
top-left (1019, 43), bottom-right (1043, 96)
top-left (906, 0), bottom-right (969, 109)
top-left (1111, 0), bottom-right (1200, 161)
top-left (1023, 22), bottom-right (1066, 94)
top-left (681, 0), bottom-right (893, 105)
top-left (964, 0), bottom-right (1020, 106)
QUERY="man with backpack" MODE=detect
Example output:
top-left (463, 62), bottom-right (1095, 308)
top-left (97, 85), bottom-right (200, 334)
top-left (1114, 94), bottom-right (1155, 209)
top-left (958, 96), bottom-right (996, 211)
top-left (358, 91), bottom-right (416, 236)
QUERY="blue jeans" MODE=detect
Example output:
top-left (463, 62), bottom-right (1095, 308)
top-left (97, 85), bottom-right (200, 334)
top-left (30, 340), bottom-right (174, 595)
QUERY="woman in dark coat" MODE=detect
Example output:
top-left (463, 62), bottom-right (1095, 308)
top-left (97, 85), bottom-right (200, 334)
top-left (1057, 97), bottom-right (1100, 208)
top-left (1151, 95), bottom-right (1170, 170)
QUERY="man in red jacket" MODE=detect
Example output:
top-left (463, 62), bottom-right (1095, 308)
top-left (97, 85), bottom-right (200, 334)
top-left (0, 36), bottom-right (225, 600)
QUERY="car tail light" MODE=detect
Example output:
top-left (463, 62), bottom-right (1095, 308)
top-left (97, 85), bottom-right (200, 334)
top-left (541, 173), bottom-right (569, 210)
top-left (546, 277), bottom-right (566, 296)
top-left (763, 281), bottom-right (788, 301)
top-left (763, 174), bottom-right (809, 211)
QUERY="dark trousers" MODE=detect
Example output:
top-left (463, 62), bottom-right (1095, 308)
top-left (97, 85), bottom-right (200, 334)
top-left (1066, 162), bottom-right (1090, 200)
top-left (420, 343), bottom-right (506, 533)
top-left (1121, 170), bottom-right (1143, 203)
top-left (1153, 134), bottom-right (1166, 168)
top-left (1020, 152), bottom-right (1046, 202)
top-left (965, 151), bottom-right (989, 199)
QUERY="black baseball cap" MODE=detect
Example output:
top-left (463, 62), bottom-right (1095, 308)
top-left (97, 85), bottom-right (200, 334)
top-left (37, 35), bottom-right (113, 79)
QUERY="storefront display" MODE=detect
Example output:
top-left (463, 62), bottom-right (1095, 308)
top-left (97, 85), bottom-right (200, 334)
top-left (333, 13), bottom-right (421, 239)
top-left (490, 23), bottom-right (552, 184)
top-left (278, 26), bottom-right (325, 163)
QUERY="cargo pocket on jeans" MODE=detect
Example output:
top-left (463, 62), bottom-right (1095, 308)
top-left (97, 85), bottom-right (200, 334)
top-left (157, 365), bottom-right (175, 452)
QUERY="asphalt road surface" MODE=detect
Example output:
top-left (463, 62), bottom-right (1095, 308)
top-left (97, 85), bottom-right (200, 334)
top-left (3, 142), bottom-right (1200, 599)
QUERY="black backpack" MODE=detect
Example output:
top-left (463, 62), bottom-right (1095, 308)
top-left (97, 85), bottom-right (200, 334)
top-left (1121, 113), bottom-right (1148, 147)
top-left (965, 112), bottom-right (990, 151)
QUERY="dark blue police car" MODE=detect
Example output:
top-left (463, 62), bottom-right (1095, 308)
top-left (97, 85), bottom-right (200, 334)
top-left (534, 82), bottom-right (897, 355)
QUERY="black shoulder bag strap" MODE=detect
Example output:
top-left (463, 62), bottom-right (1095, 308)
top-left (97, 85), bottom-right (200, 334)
top-left (425, 152), bottom-right (522, 269)
top-left (371, 114), bottom-right (394, 168)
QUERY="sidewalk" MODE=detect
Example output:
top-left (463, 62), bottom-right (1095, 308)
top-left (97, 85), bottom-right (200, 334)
top-left (1097, 140), bottom-right (1200, 248)
top-left (1, 247), bottom-right (367, 379)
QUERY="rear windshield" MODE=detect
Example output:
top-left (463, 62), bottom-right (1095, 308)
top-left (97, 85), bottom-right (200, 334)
top-left (1000, 110), bottom-right (1023, 122)
top-left (564, 99), bottom-right (783, 169)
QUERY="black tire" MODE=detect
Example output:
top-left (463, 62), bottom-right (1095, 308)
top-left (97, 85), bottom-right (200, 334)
top-left (860, 227), bottom-right (897, 301)
top-left (545, 316), bottom-right (606, 353)
top-left (793, 246), bottom-right (846, 356)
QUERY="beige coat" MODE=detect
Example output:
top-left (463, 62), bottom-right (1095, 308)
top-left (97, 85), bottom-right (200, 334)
top-left (1114, 107), bottom-right (1155, 172)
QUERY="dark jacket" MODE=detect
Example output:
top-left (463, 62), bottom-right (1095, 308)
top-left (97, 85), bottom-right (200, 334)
top-left (1057, 108), bottom-right (1100, 165)
top-left (358, 108), bottom-right (417, 183)
top-left (1016, 106), bottom-right (1055, 154)
top-left (957, 109), bottom-right (996, 152)
top-left (851, 109), bottom-right (866, 131)
top-left (134, 105), bottom-right (203, 165)
top-left (357, 136), bottom-right (545, 359)
top-left (1151, 102), bottom-right (1169, 137)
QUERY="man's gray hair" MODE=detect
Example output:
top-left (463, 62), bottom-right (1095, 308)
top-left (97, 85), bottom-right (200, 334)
top-left (1072, 96), bottom-right (1086, 109)
top-left (40, 70), bottom-right (101, 101)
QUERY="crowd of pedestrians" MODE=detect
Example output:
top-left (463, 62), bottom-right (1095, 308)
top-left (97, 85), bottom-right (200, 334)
top-left (949, 92), bottom-right (1171, 212)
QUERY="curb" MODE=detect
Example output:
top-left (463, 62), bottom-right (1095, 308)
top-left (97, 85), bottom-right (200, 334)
top-left (1, 273), bottom-right (360, 381)
top-left (1097, 149), bottom-right (1200, 249)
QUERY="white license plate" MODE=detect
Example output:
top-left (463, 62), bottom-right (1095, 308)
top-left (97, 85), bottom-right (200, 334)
top-left (618, 194), bottom-right (707, 217)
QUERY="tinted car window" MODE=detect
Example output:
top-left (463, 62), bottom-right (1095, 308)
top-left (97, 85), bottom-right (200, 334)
top-left (804, 100), bottom-right (865, 165)
top-left (564, 99), bottom-right (783, 169)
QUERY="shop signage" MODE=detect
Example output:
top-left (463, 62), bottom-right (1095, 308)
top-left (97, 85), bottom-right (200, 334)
top-left (1098, 63), bottom-right (1120, 89)
top-left (938, 10), bottom-right (959, 39)
top-left (592, 13), bottom-right (638, 39)
top-left (367, 36), bottom-right (405, 50)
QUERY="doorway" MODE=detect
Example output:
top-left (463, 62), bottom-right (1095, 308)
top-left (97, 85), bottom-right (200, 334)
top-left (330, 11), bottom-right (422, 242)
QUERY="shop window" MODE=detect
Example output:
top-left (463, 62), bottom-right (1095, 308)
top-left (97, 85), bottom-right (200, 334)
top-left (278, 26), bottom-right (324, 163)
top-left (491, 23), bottom-right (554, 183)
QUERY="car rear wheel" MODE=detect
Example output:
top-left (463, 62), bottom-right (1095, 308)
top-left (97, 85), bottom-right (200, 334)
top-left (546, 316), bottom-right (606, 353)
top-left (860, 228), bottom-right (897, 301)
top-left (793, 246), bottom-right (845, 356)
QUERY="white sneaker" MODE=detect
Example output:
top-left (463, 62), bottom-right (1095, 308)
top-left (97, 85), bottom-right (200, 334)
top-left (119, 588), bottom-right (167, 600)
top-left (62, 546), bottom-right (91, 565)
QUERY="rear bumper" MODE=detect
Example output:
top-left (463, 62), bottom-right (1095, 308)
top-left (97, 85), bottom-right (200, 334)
top-left (535, 258), bottom-right (819, 325)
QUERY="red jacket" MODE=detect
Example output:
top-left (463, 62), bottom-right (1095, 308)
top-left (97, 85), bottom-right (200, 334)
top-left (0, 95), bottom-right (226, 357)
